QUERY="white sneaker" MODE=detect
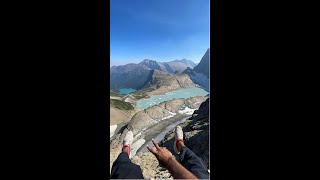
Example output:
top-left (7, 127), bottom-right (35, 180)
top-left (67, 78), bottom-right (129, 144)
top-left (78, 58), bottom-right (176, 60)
top-left (123, 131), bottom-right (133, 157)
top-left (174, 126), bottom-right (184, 154)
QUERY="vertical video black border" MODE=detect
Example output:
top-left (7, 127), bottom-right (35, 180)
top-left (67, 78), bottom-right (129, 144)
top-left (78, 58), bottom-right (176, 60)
top-left (97, 0), bottom-right (111, 179)
top-left (7, 0), bottom-right (313, 179)
top-left (210, 0), bottom-right (222, 179)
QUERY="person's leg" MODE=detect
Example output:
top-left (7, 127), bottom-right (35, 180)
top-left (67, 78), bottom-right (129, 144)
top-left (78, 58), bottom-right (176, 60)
top-left (177, 142), bottom-right (209, 179)
top-left (174, 126), bottom-right (209, 179)
top-left (111, 131), bottom-right (144, 179)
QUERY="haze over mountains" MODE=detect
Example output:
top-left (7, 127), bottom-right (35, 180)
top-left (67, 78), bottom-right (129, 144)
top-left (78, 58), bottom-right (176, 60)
top-left (110, 49), bottom-right (209, 91)
top-left (139, 59), bottom-right (196, 73)
top-left (111, 59), bottom-right (196, 72)
top-left (110, 59), bottom-right (197, 90)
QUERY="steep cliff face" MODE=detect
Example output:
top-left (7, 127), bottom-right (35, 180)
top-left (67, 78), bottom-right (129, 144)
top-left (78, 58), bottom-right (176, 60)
top-left (160, 98), bottom-right (210, 166)
top-left (193, 48), bottom-right (210, 78)
top-left (127, 96), bottom-right (207, 135)
top-left (181, 49), bottom-right (210, 91)
top-left (130, 98), bottom-right (211, 179)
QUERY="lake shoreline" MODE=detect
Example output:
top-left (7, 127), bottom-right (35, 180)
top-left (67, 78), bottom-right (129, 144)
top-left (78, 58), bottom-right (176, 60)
top-left (118, 88), bottom-right (137, 95)
top-left (136, 87), bottom-right (208, 110)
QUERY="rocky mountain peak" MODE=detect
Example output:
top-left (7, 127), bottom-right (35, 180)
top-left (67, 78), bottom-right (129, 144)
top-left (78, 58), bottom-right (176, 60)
top-left (193, 48), bottom-right (209, 78)
top-left (140, 59), bottom-right (156, 64)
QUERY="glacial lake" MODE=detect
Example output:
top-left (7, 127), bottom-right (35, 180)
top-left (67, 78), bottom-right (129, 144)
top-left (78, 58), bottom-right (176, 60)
top-left (118, 88), bottom-right (136, 95)
top-left (136, 87), bottom-right (209, 110)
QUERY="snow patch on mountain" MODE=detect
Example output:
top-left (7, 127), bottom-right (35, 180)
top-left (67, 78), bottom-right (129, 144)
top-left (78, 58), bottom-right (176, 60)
top-left (178, 107), bottom-right (196, 115)
top-left (161, 112), bottom-right (177, 120)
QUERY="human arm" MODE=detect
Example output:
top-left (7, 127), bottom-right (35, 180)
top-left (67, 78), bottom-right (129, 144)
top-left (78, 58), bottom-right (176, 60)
top-left (147, 139), bottom-right (198, 179)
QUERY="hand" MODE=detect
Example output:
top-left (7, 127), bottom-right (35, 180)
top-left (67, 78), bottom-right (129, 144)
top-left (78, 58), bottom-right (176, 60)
top-left (146, 139), bottom-right (174, 168)
top-left (147, 139), bottom-right (198, 179)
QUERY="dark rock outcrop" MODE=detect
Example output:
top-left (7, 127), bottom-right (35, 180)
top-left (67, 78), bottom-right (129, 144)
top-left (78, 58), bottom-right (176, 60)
top-left (182, 49), bottom-right (210, 91)
top-left (159, 98), bottom-right (210, 169)
top-left (193, 48), bottom-right (210, 78)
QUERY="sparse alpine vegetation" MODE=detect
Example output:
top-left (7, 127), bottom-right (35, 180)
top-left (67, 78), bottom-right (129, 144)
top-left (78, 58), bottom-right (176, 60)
top-left (110, 90), bottom-right (125, 97)
top-left (110, 99), bottom-right (134, 110)
top-left (131, 88), bottom-right (153, 100)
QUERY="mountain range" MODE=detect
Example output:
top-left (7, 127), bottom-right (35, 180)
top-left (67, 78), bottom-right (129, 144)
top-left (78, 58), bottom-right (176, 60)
top-left (110, 64), bottom-right (151, 90)
top-left (110, 59), bottom-right (197, 90)
top-left (139, 59), bottom-right (196, 73)
top-left (110, 49), bottom-right (209, 91)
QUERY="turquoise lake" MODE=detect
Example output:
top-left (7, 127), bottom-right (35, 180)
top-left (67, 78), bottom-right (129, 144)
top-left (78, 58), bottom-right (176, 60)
top-left (136, 87), bottom-right (209, 110)
top-left (118, 88), bottom-right (136, 94)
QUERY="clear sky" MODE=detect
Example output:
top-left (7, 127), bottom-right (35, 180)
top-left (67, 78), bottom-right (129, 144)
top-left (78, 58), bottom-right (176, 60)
top-left (110, 0), bottom-right (209, 66)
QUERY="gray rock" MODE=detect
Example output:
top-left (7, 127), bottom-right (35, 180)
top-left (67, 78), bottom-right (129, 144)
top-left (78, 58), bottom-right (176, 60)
top-left (160, 98), bottom-right (210, 168)
top-left (126, 96), bottom-right (207, 135)
top-left (110, 98), bottom-right (211, 179)
top-left (193, 48), bottom-right (210, 78)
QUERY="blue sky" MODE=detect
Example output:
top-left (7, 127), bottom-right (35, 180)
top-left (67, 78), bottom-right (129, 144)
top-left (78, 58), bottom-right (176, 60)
top-left (110, 0), bottom-right (209, 66)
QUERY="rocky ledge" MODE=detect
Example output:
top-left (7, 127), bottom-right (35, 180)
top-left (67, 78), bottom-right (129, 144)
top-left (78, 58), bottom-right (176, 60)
top-left (110, 96), bottom-right (207, 148)
top-left (110, 98), bottom-right (211, 179)
top-left (133, 98), bottom-right (210, 179)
